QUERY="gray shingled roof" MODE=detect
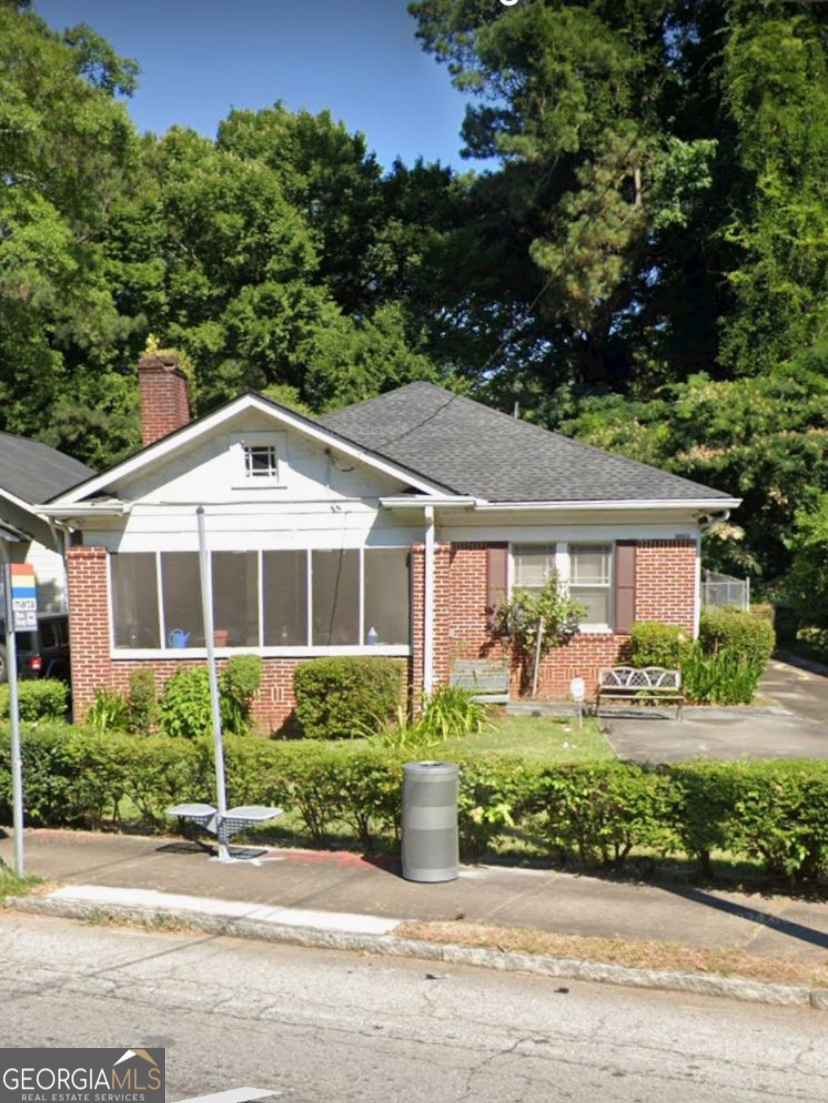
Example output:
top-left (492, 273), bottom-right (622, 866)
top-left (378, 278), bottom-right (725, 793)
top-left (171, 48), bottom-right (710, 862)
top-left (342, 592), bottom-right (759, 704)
top-left (0, 432), bottom-right (95, 505)
top-left (319, 382), bottom-right (731, 503)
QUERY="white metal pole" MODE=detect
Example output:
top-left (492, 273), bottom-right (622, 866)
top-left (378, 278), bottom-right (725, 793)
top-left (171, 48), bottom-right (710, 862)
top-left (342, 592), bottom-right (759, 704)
top-left (196, 506), bottom-right (229, 861)
top-left (2, 558), bottom-right (24, 876)
top-left (423, 506), bottom-right (435, 698)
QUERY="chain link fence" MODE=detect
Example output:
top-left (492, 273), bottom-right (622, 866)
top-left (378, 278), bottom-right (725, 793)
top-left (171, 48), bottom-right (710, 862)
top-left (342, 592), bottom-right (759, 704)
top-left (701, 570), bottom-right (750, 612)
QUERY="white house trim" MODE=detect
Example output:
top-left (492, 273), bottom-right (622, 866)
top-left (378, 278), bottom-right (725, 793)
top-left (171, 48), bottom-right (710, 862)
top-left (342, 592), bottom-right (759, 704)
top-left (44, 393), bottom-right (457, 507)
top-left (693, 534), bottom-right (702, 639)
top-left (423, 505), bottom-right (435, 696)
top-left (110, 645), bottom-right (412, 661)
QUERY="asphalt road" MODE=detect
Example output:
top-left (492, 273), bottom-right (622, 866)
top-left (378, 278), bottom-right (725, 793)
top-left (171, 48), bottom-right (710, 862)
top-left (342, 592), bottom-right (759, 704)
top-left (0, 913), bottom-right (825, 1103)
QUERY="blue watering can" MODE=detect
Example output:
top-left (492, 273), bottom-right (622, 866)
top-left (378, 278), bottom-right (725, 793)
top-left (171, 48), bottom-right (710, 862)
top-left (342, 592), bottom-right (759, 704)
top-left (168, 628), bottom-right (191, 648)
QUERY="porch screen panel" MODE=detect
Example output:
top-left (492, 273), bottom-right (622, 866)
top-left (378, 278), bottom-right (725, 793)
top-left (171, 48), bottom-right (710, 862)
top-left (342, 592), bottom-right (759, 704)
top-left (110, 553), bottom-right (160, 648)
top-left (364, 548), bottom-right (410, 645)
top-left (212, 551), bottom-right (259, 646)
top-left (312, 549), bottom-right (359, 645)
top-left (263, 551), bottom-right (307, 646)
top-left (161, 552), bottom-right (205, 646)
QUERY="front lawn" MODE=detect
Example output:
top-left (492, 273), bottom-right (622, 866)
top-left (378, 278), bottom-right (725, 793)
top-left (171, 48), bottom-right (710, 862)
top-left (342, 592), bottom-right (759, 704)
top-left (444, 712), bottom-right (615, 763)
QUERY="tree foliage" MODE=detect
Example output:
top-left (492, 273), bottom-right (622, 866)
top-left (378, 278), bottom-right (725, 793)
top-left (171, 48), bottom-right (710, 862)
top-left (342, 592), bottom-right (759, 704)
top-left (2, 0), bottom-right (828, 604)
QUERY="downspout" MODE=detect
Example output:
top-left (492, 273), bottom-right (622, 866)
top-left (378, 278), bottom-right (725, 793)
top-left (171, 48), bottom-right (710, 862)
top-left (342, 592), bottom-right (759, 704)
top-left (423, 505), bottom-right (435, 697)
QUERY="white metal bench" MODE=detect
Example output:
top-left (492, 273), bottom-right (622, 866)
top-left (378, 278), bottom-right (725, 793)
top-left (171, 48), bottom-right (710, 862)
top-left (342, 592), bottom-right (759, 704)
top-left (596, 666), bottom-right (684, 720)
top-left (167, 802), bottom-right (283, 854)
top-left (449, 660), bottom-right (511, 704)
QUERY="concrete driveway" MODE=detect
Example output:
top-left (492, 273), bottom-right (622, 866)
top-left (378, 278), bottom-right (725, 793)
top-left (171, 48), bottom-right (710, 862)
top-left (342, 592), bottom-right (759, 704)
top-left (604, 658), bottom-right (828, 763)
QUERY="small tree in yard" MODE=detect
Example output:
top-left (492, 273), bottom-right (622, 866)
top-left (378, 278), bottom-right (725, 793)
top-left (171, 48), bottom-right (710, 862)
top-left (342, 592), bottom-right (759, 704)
top-left (493, 572), bottom-right (585, 696)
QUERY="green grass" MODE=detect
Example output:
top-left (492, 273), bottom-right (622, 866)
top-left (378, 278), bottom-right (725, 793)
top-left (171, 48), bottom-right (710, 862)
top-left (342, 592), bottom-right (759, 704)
top-left (444, 712), bottom-right (615, 763)
top-left (0, 867), bottom-right (41, 904)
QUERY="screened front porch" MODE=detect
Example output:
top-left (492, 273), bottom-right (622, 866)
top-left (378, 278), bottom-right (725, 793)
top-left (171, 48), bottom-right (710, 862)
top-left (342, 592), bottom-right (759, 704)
top-left (109, 547), bottom-right (411, 656)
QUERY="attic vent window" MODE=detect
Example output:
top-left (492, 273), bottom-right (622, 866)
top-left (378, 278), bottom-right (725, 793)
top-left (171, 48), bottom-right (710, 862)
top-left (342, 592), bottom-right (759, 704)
top-left (230, 431), bottom-right (287, 489)
top-left (244, 444), bottom-right (279, 479)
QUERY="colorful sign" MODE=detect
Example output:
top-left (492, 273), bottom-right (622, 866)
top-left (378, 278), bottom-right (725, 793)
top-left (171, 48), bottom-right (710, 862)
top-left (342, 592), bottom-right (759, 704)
top-left (9, 563), bottom-right (37, 631)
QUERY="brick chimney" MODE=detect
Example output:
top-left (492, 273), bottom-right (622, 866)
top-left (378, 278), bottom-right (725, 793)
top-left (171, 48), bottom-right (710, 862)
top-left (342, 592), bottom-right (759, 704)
top-left (136, 352), bottom-right (191, 447)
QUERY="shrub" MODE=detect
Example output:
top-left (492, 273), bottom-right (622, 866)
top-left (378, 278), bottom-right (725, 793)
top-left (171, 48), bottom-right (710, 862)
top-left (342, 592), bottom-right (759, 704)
top-left (374, 687), bottom-right (489, 753)
top-left (157, 658), bottom-right (264, 738)
top-left (0, 679), bottom-right (69, 723)
top-left (493, 572), bottom-right (584, 691)
top-left (629, 622), bottom-right (692, 668)
top-left (528, 763), bottom-right (679, 867)
top-left (419, 685), bottom-right (489, 741)
top-left (127, 669), bottom-right (157, 734)
top-left (797, 626), bottom-right (828, 662)
top-left (294, 657), bottom-right (404, 739)
top-left (698, 607), bottom-right (775, 666)
top-left (85, 688), bottom-right (130, 734)
top-left (221, 654), bottom-right (263, 734)
top-left (157, 667), bottom-right (212, 738)
top-left (681, 645), bottom-right (765, 705)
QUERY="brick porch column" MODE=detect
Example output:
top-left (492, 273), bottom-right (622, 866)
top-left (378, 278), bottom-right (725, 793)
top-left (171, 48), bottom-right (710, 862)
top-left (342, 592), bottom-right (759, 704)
top-left (410, 541), bottom-right (451, 714)
top-left (66, 546), bottom-right (112, 720)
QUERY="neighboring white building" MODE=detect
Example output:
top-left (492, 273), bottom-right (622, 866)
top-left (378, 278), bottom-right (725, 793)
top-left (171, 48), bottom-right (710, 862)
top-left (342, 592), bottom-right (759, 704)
top-left (0, 431), bottom-right (95, 614)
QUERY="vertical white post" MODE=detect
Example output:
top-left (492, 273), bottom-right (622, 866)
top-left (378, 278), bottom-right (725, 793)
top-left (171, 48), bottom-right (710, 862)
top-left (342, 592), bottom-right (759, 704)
top-left (423, 506), bottom-right (435, 697)
top-left (1, 555), bottom-right (24, 876)
top-left (693, 534), bottom-right (702, 638)
top-left (196, 507), bottom-right (229, 862)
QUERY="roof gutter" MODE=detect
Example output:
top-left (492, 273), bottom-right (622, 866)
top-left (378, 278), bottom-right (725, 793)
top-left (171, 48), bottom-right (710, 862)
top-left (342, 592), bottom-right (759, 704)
top-left (37, 502), bottom-right (133, 520)
top-left (471, 498), bottom-right (742, 513)
top-left (379, 496), bottom-right (478, 509)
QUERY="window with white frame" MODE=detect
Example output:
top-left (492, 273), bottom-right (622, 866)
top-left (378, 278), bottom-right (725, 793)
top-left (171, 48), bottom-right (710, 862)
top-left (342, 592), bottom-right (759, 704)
top-left (568, 544), bottom-right (613, 628)
top-left (244, 444), bottom-right (279, 479)
top-left (109, 548), bottom-right (411, 651)
top-left (511, 543), bottom-right (614, 629)
top-left (230, 432), bottom-right (286, 488)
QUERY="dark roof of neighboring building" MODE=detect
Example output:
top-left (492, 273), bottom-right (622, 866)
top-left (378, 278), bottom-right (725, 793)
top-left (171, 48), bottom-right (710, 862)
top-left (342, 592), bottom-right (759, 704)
top-left (319, 382), bottom-right (732, 503)
top-left (0, 431), bottom-right (95, 506)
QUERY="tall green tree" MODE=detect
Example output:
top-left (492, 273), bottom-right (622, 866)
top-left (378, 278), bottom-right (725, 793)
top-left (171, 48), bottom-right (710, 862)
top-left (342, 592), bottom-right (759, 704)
top-left (0, 1), bottom-right (141, 464)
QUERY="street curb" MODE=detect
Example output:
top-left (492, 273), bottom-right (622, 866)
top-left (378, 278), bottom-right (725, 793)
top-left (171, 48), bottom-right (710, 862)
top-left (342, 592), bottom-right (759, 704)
top-left (10, 893), bottom-right (827, 1012)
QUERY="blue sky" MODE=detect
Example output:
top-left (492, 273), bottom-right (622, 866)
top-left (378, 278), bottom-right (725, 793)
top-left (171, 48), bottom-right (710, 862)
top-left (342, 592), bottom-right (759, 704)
top-left (36, 0), bottom-right (486, 172)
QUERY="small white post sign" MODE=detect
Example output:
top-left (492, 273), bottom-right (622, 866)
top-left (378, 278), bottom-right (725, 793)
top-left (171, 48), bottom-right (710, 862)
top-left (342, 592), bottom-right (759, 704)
top-left (569, 676), bottom-right (586, 729)
top-left (2, 562), bottom-right (35, 875)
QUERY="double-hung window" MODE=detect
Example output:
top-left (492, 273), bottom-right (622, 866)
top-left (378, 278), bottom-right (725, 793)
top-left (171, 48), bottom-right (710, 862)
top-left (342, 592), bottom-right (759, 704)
top-left (568, 544), bottom-right (612, 629)
top-left (512, 545), bottom-right (556, 596)
top-left (511, 543), bottom-right (614, 631)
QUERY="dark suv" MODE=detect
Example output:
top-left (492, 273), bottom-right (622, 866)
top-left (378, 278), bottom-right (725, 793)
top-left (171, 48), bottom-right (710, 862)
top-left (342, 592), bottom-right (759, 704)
top-left (0, 614), bottom-right (71, 684)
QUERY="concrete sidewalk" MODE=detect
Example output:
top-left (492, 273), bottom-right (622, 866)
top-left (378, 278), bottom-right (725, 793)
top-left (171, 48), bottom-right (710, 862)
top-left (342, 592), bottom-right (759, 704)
top-left (4, 829), bottom-right (828, 966)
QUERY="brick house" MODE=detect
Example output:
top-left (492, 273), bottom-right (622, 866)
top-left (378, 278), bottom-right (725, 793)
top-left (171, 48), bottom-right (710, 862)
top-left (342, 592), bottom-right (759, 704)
top-left (42, 355), bottom-right (740, 730)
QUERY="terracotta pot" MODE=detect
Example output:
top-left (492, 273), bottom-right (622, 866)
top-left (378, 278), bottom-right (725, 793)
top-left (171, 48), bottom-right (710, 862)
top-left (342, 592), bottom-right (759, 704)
top-left (213, 629), bottom-right (229, 648)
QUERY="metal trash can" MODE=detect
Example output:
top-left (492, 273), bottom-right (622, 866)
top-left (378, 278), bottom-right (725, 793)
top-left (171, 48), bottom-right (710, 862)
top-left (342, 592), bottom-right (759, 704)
top-left (401, 761), bottom-right (459, 883)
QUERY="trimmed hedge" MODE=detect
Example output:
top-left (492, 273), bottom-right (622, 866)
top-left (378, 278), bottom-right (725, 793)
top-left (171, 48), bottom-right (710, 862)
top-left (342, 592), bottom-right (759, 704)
top-left (4, 726), bottom-right (828, 883)
top-left (0, 679), bottom-right (69, 722)
top-left (293, 656), bottom-right (405, 739)
top-left (629, 622), bottom-right (691, 668)
top-left (698, 607), bottom-right (775, 665)
top-left (630, 609), bottom-right (775, 705)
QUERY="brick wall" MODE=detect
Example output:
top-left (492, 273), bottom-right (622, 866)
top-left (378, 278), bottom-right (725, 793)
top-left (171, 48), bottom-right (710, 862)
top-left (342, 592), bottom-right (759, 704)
top-left (439, 538), bottom-right (696, 699)
top-left (635, 539), bottom-right (696, 632)
top-left (67, 536), bottom-right (697, 725)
